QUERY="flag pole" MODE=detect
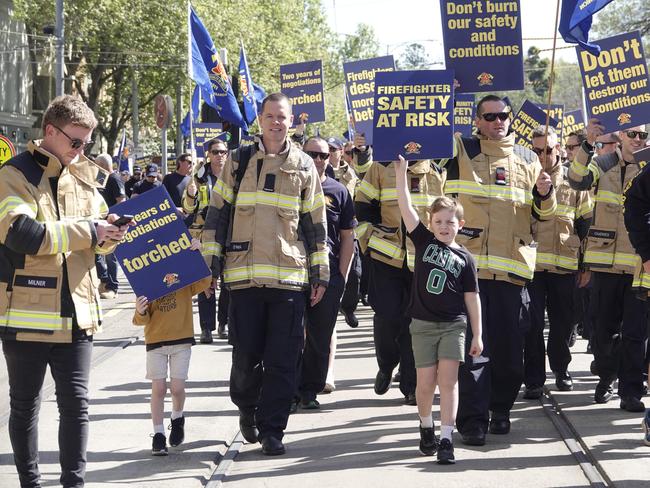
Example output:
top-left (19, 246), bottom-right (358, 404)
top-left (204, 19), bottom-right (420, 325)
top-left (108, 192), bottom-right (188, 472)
top-left (187, 1), bottom-right (196, 159)
top-left (543, 0), bottom-right (562, 164)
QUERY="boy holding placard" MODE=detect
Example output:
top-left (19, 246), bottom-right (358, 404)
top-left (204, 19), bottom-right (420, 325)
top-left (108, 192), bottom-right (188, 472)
top-left (133, 238), bottom-right (211, 455)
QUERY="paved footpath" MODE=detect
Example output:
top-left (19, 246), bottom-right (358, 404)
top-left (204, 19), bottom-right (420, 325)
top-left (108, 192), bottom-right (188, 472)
top-left (0, 282), bottom-right (649, 487)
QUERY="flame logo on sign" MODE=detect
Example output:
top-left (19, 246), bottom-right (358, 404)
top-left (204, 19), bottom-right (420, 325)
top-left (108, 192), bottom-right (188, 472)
top-left (617, 113), bottom-right (632, 125)
top-left (210, 53), bottom-right (229, 95)
top-left (162, 273), bottom-right (180, 287)
top-left (404, 141), bottom-right (422, 154)
top-left (477, 72), bottom-right (494, 86)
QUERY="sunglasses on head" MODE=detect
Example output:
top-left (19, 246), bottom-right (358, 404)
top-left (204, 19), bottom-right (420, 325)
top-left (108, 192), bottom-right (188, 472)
top-left (52, 124), bottom-right (94, 152)
top-left (480, 112), bottom-right (510, 122)
top-left (625, 130), bottom-right (648, 140)
top-left (595, 141), bottom-right (617, 150)
top-left (532, 146), bottom-right (554, 156)
top-left (210, 149), bottom-right (228, 156)
top-left (306, 151), bottom-right (329, 161)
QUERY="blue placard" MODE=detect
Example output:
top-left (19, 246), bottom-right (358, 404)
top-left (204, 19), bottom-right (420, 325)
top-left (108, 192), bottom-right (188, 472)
top-left (440, 0), bottom-right (524, 93)
top-left (562, 109), bottom-right (586, 145)
top-left (193, 123), bottom-right (223, 158)
top-left (111, 186), bottom-right (210, 301)
top-left (633, 146), bottom-right (650, 164)
top-left (536, 103), bottom-right (565, 140)
top-left (279, 60), bottom-right (325, 126)
top-left (372, 70), bottom-right (455, 161)
top-left (512, 100), bottom-right (559, 149)
top-left (577, 31), bottom-right (650, 132)
top-left (343, 55), bottom-right (395, 146)
top-left (454, 94), bottom-right (475, 137)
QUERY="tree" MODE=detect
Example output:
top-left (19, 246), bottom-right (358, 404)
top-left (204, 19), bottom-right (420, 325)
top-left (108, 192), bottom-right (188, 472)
top-left (593, 0), bottom-right (650, 43)
top-left (398, 43), bottom-right (429, 70)
top-left (525, 46), bottom-right (550, 100)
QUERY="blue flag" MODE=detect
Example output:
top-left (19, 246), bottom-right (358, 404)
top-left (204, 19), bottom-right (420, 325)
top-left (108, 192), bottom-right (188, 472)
top-left (189, 6), bottom-right (247, 130)
top-left (252, 82), bottom-right (266, 115)
top-left (559, 0), bottom-right (614, 56)
top-left (238, 42), bottom-right (258, 126)
top-left (180, 85), bottom-right (201, 138)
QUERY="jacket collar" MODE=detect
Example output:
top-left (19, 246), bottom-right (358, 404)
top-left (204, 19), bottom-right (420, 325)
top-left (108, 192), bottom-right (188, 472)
top-left (29, 140), bottom-right (109, 188)
top-left (478, 132), bottom-right (515, 157)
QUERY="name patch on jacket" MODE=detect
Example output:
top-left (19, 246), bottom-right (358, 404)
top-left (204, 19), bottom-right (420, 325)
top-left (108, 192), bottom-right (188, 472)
top-left (14, 275), bottom-right (58, 289)
top-left (227, 241), bottom-right (250, 252)
top-left (458, 227), bottom-right (482, 239)
top-left (588, 229), bottom-right (616, 240)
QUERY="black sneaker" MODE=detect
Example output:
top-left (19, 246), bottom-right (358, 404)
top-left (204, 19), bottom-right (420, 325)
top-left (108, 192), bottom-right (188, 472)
top-left (151, 433), bottom-right (168, 456)
top-left (169, 416), bottom-right (185, 447)
top-left (419, 425), bottom-right (439, 456)
top-left (437, 438), bottom-right (455, 464)
top-left (343, 310), bottom-right (359, 328)
top-left (200, 329), bottom-right (213, 344)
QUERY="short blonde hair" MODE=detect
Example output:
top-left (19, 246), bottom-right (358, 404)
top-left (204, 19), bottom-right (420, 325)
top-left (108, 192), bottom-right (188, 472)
top-left (42, 95), bottom-right (98, 132)
top-left (430, 196), bottom-right (464, 220)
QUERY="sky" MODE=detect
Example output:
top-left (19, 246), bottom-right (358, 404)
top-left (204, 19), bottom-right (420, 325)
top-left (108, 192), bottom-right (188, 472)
top-left (324, 0), bottom-right (580, 65)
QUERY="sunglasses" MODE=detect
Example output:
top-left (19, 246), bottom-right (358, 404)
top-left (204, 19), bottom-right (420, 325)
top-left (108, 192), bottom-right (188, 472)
top-left (210, 149), bottom-right (228, 156)
top-left (480, 112), bottom-right (510, 122)
top-left (565, 143), bottom-right (580, 151)
top-left (306, 151), bottom-right (329, 161)
top-left (532, 146), bottom-right (554, 156)
top-left (595, 141), bottom-right (617, 150)
top-left (625, 130), bottom-right (648, 140)
top-left (344, 150), bottom-right (354, 156)
top-left (329, 146), bottom-right (341, 152)
top-left (52, 124), bottom-right (95, 152)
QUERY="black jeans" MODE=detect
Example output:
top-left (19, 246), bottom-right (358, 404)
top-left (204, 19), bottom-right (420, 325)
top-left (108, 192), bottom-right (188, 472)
top-left (2, 338), bottom-right (93, 488)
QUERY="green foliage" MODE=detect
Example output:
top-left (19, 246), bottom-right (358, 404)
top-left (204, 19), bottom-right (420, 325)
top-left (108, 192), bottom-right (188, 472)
top-left (12, 1), bottom-right (382, 151)
top-left (397, 43), bottom-right (429, 70)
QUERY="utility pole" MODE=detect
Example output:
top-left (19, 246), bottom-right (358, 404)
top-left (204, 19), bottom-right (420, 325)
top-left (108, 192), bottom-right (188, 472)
top-left (55, 0), bottom-right (64, 96)
top-left (131, 76), bottom-right (140, 156)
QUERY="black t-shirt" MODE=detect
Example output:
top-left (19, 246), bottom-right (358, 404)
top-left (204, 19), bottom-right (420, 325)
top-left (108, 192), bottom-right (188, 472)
top-left (321, 176), bottom-right (357, 276)
top-left (162, 172), bottom-right (190, 207)
top-left (132, 179), bottom-right (161, 196)
top-left (99, 172), bottom-right (126, 207)
top-left (407, 221), bottom-right (478, 322)
top-left (125, 177), bottom-right (140, 198)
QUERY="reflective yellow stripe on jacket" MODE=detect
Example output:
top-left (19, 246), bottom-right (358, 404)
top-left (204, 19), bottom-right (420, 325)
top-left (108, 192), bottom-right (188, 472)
top-left (0, 196), bottom-right (37, 220)
top-left (594, 190), bottom-right (622, 206)
top-left (49, 222), bottom-right (70, 254)
top-left (224, 264), bottom-right (308, 285)
top-left (584, 250), bottom-right (639, 268)
top-left (237, 191), bottom-right (300, 210)
top-left (368, 235), bottom-right (405, 261)
top-left (536, 252), bottom-right (579, 270)
top-left (475, 254), bottom-right (535, 280)
top-left (2, 309), bottom-right (66, 331)
top-left (445, 180), bottom-right (533, 206)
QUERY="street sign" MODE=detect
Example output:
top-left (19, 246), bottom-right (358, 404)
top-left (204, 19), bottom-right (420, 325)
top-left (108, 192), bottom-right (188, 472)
top-left (0, 135), bottom-right (17, 166)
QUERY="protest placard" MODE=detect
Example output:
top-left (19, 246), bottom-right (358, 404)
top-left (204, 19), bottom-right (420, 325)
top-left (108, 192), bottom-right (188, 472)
top-left (577, 31), bottom-right (650, 132)
top-left (112, 186), bottom-right (210, 301)
top-left (373, 70), bottom-right (454, 161)
top-left (193, 123), bottom-right (223, 158)
top-left (633, 146), bottom-right (650, 164)
top-left (280, 60), bottom-right (325, 126)
top-left (511, 100), bottom-right (559, 149)
top-left (343, 55), bottom-right (395, 145)
top-left (562, 109), bottom-right (586, 146)
top-left (454, 94), bottom-right (475, 137)
top-left (440, 0), bottom-right (524, 92)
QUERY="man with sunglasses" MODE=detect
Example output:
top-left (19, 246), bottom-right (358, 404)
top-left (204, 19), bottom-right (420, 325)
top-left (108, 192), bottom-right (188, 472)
top-left (125, 165), bottom-right (142, 198)
top-left (523, 126), bottom-right (592, 401)
top-left (0, 95), bottom-right (129, 487)
top-left (297, 137), bottom-right (356, 410)
top-left (564, 130), bottom-right (586, 163)
top-left (569, 120), bottom-right (649, 412)
top-left (440, 94), bottom-right (556, 446)
top-left (594, 133), bottom-right (620, 156)
top-left (183, 138), bottom-right (230, 344)
top-left (202, 93), bottom-right (328, 456)
top-left (132, 163), bottom-right (162, 197)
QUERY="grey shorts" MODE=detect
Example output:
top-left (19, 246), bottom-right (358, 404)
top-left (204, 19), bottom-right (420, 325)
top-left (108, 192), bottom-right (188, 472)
top-left (410, 318), bottom-right (466, 368)
top-left (146, 344), bottom-right (192, 380)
